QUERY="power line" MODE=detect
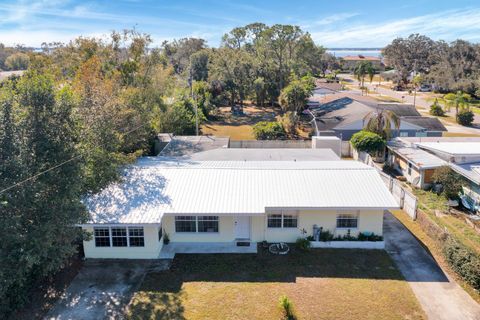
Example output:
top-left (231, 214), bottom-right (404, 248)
top-left (0, 122), bottom-right (148, 195)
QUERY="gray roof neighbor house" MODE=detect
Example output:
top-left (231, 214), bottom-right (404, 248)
top-left (312, 96), bottom-right (447, 140)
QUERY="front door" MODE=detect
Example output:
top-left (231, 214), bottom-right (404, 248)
top-left (234, 216), bottom-right (250, 239)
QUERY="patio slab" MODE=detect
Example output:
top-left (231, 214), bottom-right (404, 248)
top-left (159, 241), bottom-right (257, 259)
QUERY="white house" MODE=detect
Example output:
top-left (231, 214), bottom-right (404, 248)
top-left (387, 137), bottom-right (480, 211)
top-left (81, 153), bottom-right (398, 259)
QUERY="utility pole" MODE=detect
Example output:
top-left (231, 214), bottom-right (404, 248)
top-left (413, 63), bottom-right (417, 107)
top-left (189, 66), bottom-right (199, 136)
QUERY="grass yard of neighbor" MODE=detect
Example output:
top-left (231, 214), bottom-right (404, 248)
top-left (201, 104), bottom-right (310, 140)
top-left (127, 248), bottom-right (425, 320)
top-left (413, 189), bottom-right (480, 254)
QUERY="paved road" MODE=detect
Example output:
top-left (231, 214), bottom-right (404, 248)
top-left (45, 260), bottom-right (169, 320)
top-left (384, 212), bottom-right (480, 320)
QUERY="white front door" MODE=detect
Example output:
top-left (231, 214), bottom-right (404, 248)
top-left (234, 216), bottom-right (250, 239)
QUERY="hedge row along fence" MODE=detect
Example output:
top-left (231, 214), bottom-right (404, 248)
top-left (416, 209), bottom-right (480, 291)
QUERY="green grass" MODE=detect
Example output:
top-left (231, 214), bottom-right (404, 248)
top-left (412, 189), bottom-right (480, 254)
top-left (127, 248), bottom-right (425, 320)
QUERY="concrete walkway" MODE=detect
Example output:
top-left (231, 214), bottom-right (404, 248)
top-left (159, 241), bottom-right (257, 259)
top-left (384, 212), bottom-right (480, 320)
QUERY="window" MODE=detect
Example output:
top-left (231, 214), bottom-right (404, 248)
top-left (336, 212), bottom-right (358, 229)
top-left (128, 227), bottom-right (145, 247)
top-left (94, 227), bottom-right (110, 247)
top-left (111, 227), bottom-right (127, 247)
top-left (198, 216), bottom-right (219, 232)
top-left (267, 212), bottom-right (298, 228)
top-left (400, 131), bottom-right (409, 137)
top-left (175, 216), bottom-right (197, 232)
top-left (94, 226), bottom-right (145, 247)
top-left (175, 216), bottom-right (219, 233)
top-left (267, 214), bottom-right (282, 228)
top-left (408, 162), bottom-right (412, 175)
top-left (283, 215), bottom-right (298, 228)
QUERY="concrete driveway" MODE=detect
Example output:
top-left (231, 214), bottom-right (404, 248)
top-left (45, 260), bottom-right (169, 320)
top-left (384, 212), bottom-right (480, 320)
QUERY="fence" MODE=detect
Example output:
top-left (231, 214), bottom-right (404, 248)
top-left (229, 140), bottom-right (311, 149)
top-left (354, 150), bottom-right (418, 220)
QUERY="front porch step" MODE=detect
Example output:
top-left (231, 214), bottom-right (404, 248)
top-left (236, 241), bottom-right (251, 247)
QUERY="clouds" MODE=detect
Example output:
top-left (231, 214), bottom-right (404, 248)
top-left (0, 0), bottom-right (479, 48)
top-left (309, 9), bottom-right (480, 47)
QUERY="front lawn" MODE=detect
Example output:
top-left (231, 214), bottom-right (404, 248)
top-left (127, 248), bottom-right (425, 320)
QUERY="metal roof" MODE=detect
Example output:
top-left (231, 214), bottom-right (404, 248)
top-left (187, 148), bottom-right (339, 161)
top-left (159, 135), bottom-right (230, 157)
top-left (387, 140), bottom-right (447, 169)
top-left (451, 162), bottom-right (480, 185)
top-left (84, 159), bottom-right (398, 224)
top-left (416, 142), bottom-right (480, 156)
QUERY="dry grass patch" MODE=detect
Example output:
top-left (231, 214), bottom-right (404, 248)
top-left (201, 124), bottom-right (255, 140)
top-left (127, 248), bottom-right (425, 320)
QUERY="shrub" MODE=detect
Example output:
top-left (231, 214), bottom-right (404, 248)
top-left (443, 238), bottom-right (480, 290)
top-left (429, 100), bottom-right (445, 116)
top-left (457, 109), bottom-right (474, 126)
top-left (432, 166), bottom-right (464, 199)
top-left (295, 237), bottom-right (311, 250)
top-left (163, 231), bottom-right (170, 245)
top-left (350, 131), bottom-right (385, 155)
top-left (278, 295), bottom-right (295, 320)
top-left (358, 232), bottom-right (383, 241)
top-left (252, 121), bottom-right (286, 140)
top-left (319, 229), bottom-right (334, 242)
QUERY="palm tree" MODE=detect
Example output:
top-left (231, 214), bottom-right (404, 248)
top-left (443, 91), bottom-right (471, 118)
top-left (363, 109), bottom-right (401, 139)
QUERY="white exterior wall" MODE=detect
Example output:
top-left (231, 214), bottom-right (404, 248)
top-left (83, 210), bottom-right (384, 258)
top-left (83, 225), bottom-right (163, 259)
top-left (311, 136), bottom-right (342, 157)
top-left (162, 215), bottom-right (236, 242)
top-left (163, 210), bottom-right (384, 244)
top-left (263, 210), bottom-right (383, 242)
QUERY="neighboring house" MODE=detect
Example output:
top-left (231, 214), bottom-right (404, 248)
top-left (81, 149), bottom-right (397, 259)
top-left (341, 55), bottom-right (384, 71)
top-left (386, 138), bottom-right (447, 188)
top-left (308, 81), bottom-right (344, 108)
top-left (312, 95), bottom-right (446, 140)
top-left (387, 137), bottom-right (480, 211)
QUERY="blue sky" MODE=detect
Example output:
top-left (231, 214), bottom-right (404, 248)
top-left (1, 0), bottom-right (480, 48)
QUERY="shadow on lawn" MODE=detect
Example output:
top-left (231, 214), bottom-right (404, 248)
top-left (139, 247), bottom-right (406, 294)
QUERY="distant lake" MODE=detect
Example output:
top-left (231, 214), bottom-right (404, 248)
top-left (326, 49), bottom-right (382, 58)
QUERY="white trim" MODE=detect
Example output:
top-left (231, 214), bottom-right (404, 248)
top-left (310, 241), bottom-right (385, 249)
top-left (93, 226), bottom-right (145, 248)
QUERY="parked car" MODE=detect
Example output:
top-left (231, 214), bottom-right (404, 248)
top-left (419, 84), bottom-right (432, 92)
top-left (392, 85), bottom-right (405, 91)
